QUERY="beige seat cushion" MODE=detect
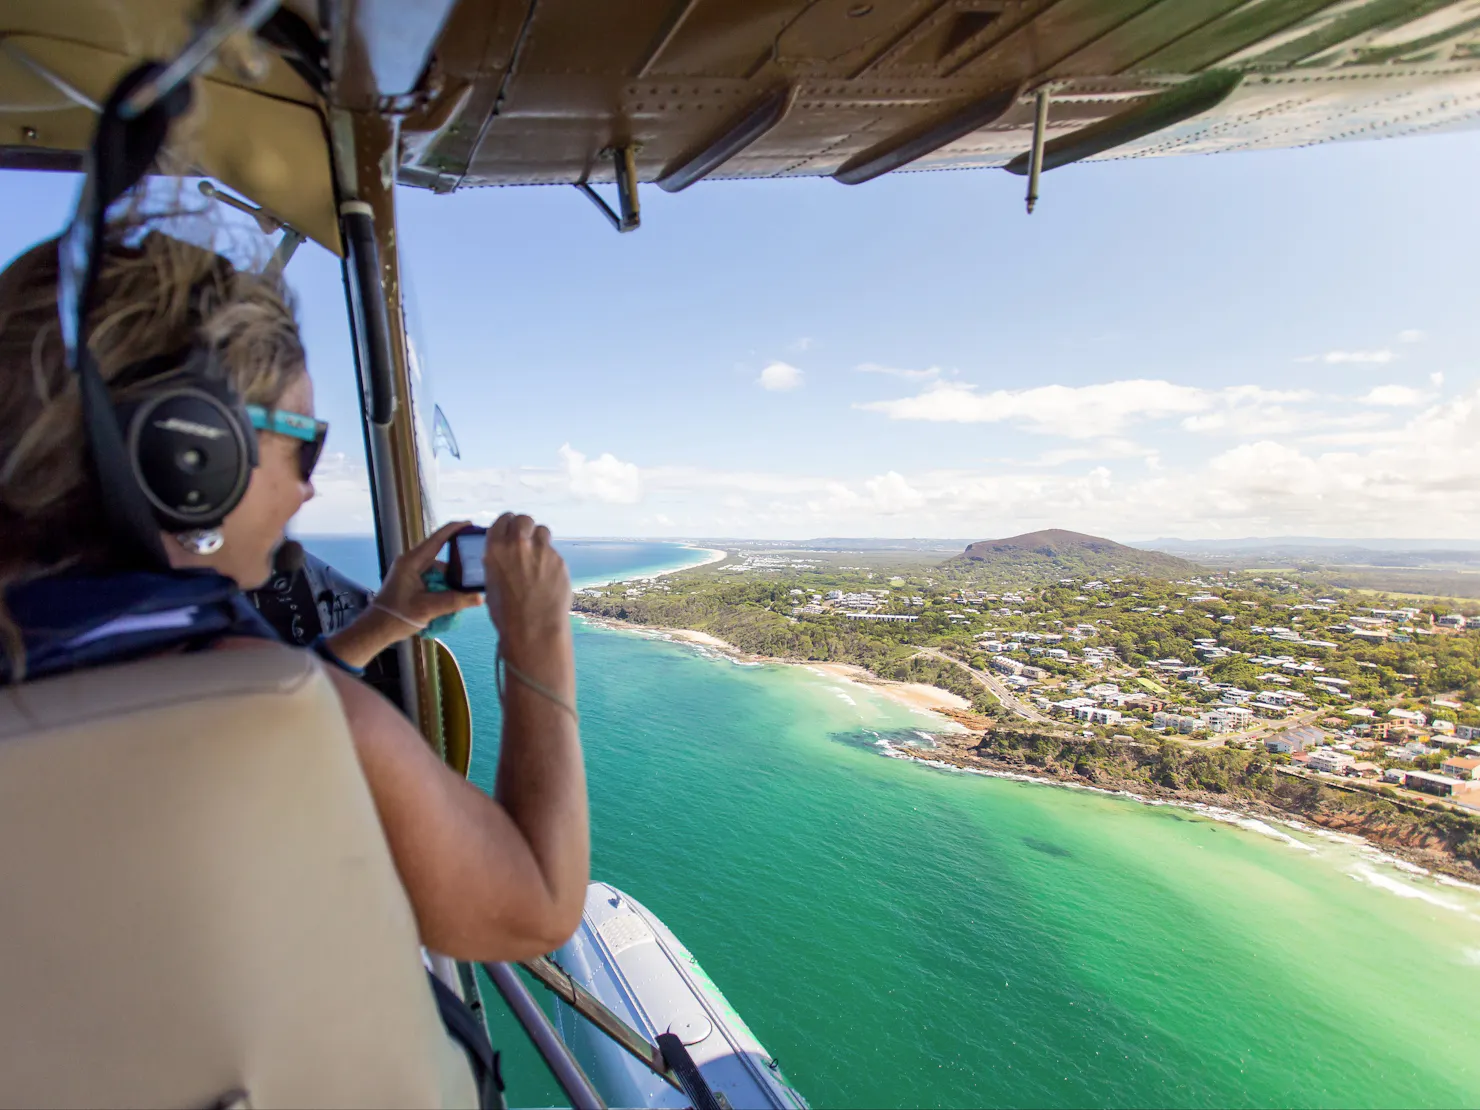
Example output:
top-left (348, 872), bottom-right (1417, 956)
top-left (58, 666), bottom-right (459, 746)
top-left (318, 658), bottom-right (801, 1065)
top-left (0, 643), bottom-right (459, 1109)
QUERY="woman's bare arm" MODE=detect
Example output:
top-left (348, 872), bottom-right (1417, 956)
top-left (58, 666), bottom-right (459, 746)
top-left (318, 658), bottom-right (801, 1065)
top-left (273, 513), bottom-right (587, 961)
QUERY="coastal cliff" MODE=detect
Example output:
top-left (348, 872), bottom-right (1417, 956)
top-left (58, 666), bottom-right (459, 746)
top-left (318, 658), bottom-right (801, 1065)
top-left (902, 728), bottom-right (1480, 884)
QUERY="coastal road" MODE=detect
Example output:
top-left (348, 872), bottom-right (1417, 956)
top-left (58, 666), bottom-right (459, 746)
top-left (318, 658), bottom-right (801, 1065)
top-left (916, 647), bottom-right (1048, 723)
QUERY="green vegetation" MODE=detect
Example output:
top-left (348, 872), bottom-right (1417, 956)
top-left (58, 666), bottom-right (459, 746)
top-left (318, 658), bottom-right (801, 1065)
top-left (967, 729), bottom-right (1480, 875)
top-left (571, 538), bottom-right (1480, 877)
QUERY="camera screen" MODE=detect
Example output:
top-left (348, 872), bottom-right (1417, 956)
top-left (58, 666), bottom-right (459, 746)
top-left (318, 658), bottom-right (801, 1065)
top-left (454, 532), bottom-right (486, 588)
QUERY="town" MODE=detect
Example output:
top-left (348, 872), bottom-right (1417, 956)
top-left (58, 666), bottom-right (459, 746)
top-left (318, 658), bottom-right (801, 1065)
top-left (574, 547), bottom-right (1480, 818)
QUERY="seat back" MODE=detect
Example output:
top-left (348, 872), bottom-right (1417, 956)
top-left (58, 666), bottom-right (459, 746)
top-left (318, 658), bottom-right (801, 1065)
top-left (0, 644), bottom-right (452, 1108)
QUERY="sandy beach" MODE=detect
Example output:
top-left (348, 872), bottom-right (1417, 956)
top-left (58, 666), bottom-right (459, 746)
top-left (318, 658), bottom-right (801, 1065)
top-left (807, 662), bottom-right (971, 714)
top-left (666, 628), bottom-right (736, 650)
top-left (581, 615), bottom-right (977, 724)
top-left (653, 547), bottom-right (727, 577)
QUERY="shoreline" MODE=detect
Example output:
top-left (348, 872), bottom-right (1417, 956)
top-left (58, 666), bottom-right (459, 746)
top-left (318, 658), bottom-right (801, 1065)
top-left (654, 546), bottom-right (727, 577)
top-left (886, 730), bottom-right (1480, 887)
top-left (578, 615), bottom-right (977, 723)
top-left (571, 544), bottom-right (728, 592)
top-left (883, 734), bottom-right (1480, 897)
top-left (576, 612), bottom-right (1480, 887)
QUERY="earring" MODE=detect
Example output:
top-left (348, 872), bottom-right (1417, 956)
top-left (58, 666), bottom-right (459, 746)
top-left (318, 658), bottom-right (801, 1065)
top-left (174, 528), bottom-right (225, 556)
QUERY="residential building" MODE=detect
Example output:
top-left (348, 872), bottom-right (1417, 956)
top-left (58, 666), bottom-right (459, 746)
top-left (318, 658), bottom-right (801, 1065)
top-left (1404, 771), bottom-right (1473, 798)
top-left (1457, 724), bottom-right (1480, 742)
top-left (1308, 749), bottom-right (1355, 774)
top-left (1266, 725), bottom-right (1324, 754)
top-left (1388, 708), bottom-right (1427, 726)
top-left (1053, 698), bottom-right (1096, 714)
top-left (1153, 711), bottom-right (1200, 734)
top-left (1440, 755), bottom-right (1480, 781)
top-left (1382, 767), bottom-right (1407, 784)
top-left (1073, 706), bottom-right (1122, 726)
top-left (1203, 707), bottom-right (1255, 734)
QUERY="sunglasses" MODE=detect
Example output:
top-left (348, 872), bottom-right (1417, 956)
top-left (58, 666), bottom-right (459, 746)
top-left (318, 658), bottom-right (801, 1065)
top-left (246, 405), bottom-right (329, 481)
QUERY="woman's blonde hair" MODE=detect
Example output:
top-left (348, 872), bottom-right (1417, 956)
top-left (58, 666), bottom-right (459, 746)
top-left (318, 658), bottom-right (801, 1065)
top-left (0, 215), bottom-right (307, 676)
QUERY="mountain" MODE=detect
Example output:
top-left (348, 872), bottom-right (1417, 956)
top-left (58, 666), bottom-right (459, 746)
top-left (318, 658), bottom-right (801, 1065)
top-left (959, 529), bottom-right (1198, 578)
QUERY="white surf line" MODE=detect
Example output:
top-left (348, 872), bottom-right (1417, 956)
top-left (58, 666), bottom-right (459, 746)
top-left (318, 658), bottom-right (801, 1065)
top-left (652, 546), bottom-right (726, 577)
top-left (569, 543), bottom-right (727, 591)
top-left (878, 740), bottom-right (1480, 911)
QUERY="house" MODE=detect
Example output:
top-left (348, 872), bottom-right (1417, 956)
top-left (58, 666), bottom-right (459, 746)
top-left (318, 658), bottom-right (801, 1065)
top-left (1053, 698), bottom-right (1096, 714)
top-left (1433, 719), bottom-right (1457, 734)
top-left (1345, 761), bottom-right (1379, 778)
top-left (1153, 711), bottom-right (1200, 734)
top-left (1436, 614), bottom-right (1466, 629)
top-left (1203, 707), bottom-right (1255, 734)
top-left (1308, 749), bottom-right (1355, 774)
top-left (1266, 725), bottom-right (1324, 754)
top-left (1440, 755), bottom-right (1480, 781)
top-left (1388, 708), bottom-right (1427, 726)
top-left (1457, 724), bottom-right (1480, 742)
top-left (1382, 767), bottom-right (1407, 784)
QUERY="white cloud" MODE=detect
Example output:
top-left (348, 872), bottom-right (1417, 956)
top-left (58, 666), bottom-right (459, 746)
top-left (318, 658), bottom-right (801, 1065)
top-left (789, 337), bottom-right (816, 352)
top-left (858, 379), bottom-right (1322, 440)
top-left (559, 444), bottom-right (643, 503)
top-left (1028, 439), bottom-right (1153, 466)
top-left (289, 388), bottom-right (1480, 539)
top-left (641, 387), bottom-right (1480, 537)
top-left (855, 363), bottom-right (942, 381)
top-left (863, 471), bottom-right (926, 514)
top-left (1399, 329), bottom-right (1427, 343)
top-left (1431, 371), bottom-right (1445, 387)
top-left (757, 361), bottom-right (804, 391)
top-left (858, 379), bottom-right (1210, 436)
top-left (1297, 348), bottom-right (1395, 364)
top-left (1358, 384), bottom-right (1431, 407)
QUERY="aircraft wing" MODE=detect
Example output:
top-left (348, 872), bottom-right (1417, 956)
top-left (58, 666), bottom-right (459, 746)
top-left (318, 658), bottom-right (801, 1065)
top-left (401, 0), bottom-right (1480, 193)
top-left (3, 0), bottom-right (1476, 243)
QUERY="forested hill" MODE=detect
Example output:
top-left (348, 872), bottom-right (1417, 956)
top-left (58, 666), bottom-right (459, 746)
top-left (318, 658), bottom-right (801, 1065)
top-left (959, 530), bottom-right (1199, 579)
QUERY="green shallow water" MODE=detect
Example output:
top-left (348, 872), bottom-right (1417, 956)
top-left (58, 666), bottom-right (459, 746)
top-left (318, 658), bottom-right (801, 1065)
top-left (443, 614), bottom-right (1480, 1109)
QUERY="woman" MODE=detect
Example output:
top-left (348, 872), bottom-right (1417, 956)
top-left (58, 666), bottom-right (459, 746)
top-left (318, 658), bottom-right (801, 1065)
top-left (0, 223), bottom-right (587, 962)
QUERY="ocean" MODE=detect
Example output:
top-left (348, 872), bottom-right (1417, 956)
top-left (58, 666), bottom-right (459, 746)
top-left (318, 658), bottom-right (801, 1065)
top-left (302, 537), bottom-right (1480, 1109)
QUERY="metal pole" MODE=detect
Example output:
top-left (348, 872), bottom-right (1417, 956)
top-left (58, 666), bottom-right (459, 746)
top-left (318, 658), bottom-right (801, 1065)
top-left (1026, 88), bottom-right (1049, 214)
top-left (483, 962), bottom-right (607, 1110)
top-left (521, 956), bottom-right (682, 1092)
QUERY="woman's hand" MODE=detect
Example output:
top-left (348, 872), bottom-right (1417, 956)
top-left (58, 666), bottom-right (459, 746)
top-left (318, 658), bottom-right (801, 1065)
top-left (324, 520), bottom-right (484, 668)
top-left (377, 519), bottom-right (487, 630)
top-left (483, 512), bottom-right (573, 668)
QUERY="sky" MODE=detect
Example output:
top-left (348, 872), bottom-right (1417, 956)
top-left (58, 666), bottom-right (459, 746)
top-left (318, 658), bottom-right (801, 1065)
top-left (3, 125), bottom-right (1478, 542)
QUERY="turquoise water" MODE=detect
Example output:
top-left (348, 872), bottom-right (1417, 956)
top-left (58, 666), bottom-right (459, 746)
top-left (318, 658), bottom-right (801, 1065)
top-left (310, 538), bottom-right (1480, 1108)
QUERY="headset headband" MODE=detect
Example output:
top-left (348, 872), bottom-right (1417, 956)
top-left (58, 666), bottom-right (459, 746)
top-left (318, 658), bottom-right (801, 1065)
top-left (60, 64), bottom-right (198, 571)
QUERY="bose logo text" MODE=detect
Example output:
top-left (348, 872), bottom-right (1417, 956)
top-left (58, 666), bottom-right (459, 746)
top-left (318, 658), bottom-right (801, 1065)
top-left (153, 418), bottom-right (228, 439)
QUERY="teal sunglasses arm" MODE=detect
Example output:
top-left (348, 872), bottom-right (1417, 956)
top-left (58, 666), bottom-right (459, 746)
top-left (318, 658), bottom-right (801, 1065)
top-left (245, 405), bottom-right (325, 444)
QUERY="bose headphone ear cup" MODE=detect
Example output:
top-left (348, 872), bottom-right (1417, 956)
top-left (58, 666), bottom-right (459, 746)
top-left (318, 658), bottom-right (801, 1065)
top-left (121, 381), bottom-right (256, 531)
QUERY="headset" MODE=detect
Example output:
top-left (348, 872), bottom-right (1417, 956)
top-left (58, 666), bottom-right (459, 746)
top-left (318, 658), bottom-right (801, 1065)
top-left (111, 347), bottom-right (259, 531)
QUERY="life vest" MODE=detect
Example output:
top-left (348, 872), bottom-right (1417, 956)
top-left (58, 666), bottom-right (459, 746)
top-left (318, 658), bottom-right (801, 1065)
top-left (1, 568), bottom-right (278, 684)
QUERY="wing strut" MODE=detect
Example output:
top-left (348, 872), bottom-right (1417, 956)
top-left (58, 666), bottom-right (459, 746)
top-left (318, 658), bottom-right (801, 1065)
top-left (576, 146), bottom-right (641, 233)
top-left (1025, 87), bottom-right (1049, 214)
